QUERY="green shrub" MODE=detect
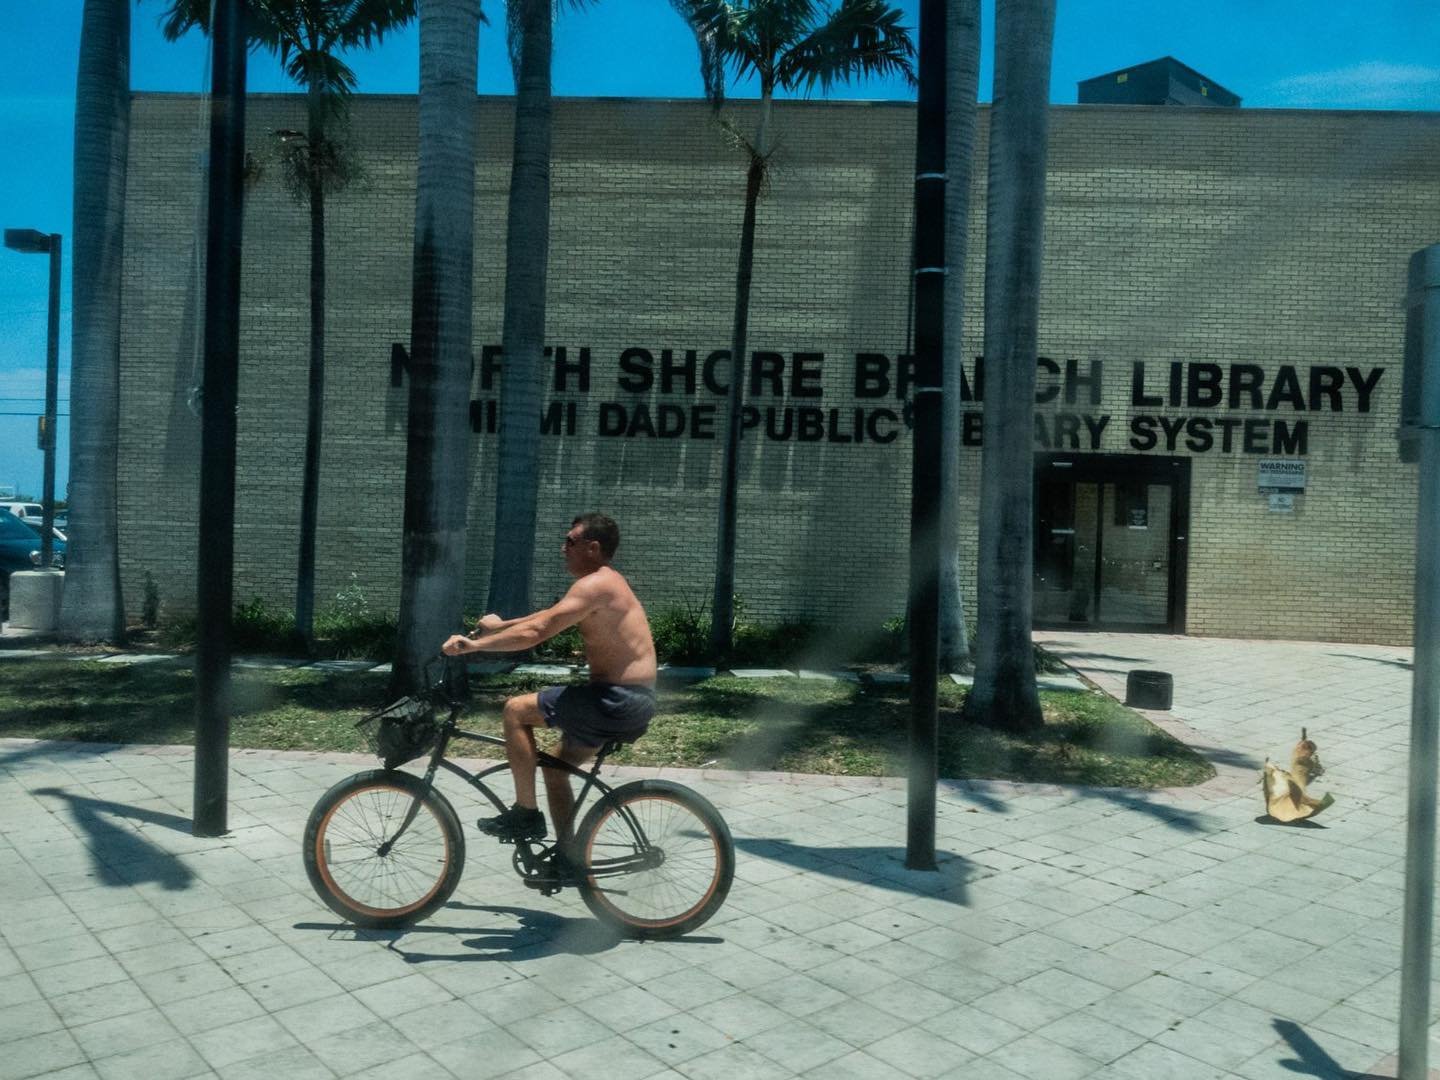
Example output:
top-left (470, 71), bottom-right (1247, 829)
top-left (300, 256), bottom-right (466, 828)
top-left (532, 625), bottom-right (584, 663)
top-left (312, 610), bottom-right (396, 660)
top-left (311, 574), bottom-right (396, 659)
top-left (157, 614), bottom-right (197, 650)
top-left (732, 618), bottom-right (819, 666)
top-left (233, 596), bottom-right (304, 655)
top-left (650, 598), bottom-right (711, 664)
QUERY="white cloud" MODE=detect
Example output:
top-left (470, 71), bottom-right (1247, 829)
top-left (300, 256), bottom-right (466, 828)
top-left (1264, 62), bottom-right (1440, 109)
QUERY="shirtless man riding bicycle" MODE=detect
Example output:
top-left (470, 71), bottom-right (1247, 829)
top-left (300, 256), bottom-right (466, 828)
top-left (442, 513), bottom-right (657, 844)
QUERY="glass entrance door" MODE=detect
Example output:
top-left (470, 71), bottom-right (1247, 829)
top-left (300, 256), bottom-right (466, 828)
top-left (1032, 455), bottom-right (1190, 633)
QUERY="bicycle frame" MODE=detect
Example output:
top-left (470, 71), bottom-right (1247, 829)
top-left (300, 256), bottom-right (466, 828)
top-left (378, 699), bottom-right (657, 882)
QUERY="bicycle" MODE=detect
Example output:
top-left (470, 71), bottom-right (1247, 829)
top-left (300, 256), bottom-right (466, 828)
top-left (302, 658), bottom-right (735, 939)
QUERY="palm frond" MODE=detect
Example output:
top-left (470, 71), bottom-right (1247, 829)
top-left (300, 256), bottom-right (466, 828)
top-left (745, 0), bottom-right (819, 76)
top-left (289, 49), bottom-right (360, 100)
top-left (777, 0), bottom-right (916, 94)
top-left (671, 0), bottom-right (730, 109)
top-left (156, 0), bottom-right (209, 41)
top-left (329, 0), bottom-right (418, 52)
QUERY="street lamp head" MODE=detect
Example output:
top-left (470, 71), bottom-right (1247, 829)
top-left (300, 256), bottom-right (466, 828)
top-left (4, 229), bottom-right (53, 254)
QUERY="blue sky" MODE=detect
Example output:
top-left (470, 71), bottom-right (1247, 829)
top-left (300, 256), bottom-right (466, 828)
top-left (3, 0), bottom-right (1440, 499)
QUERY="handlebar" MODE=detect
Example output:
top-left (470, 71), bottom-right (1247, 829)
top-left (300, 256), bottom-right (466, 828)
top-left (422, 653), bottom-right (470, 708)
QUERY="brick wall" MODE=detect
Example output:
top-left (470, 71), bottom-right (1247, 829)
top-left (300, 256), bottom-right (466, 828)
top-left (119, 94), bottom-right (1440, 644)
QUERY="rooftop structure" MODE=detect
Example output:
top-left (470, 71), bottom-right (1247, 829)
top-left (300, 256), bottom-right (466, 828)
top-left (1078, 56), bottom-right (1241, 107)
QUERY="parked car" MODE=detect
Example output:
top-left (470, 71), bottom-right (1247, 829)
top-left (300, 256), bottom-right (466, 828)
top-left (0, 514), bottom-right (64, 619)
top-left (0, 502), bottom-right (43, 524)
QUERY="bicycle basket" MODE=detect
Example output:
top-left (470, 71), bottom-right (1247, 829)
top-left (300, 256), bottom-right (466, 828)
top-left (356, 695), bottom-right (439, 770)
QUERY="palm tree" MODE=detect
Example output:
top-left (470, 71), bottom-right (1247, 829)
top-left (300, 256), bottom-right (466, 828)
top-left (676, 0), bottom-right (915, 660)
top-left (391, 0), bottom-right (480, 695)
top-left (963, 0), bottom-right (1056, 733)
top-left (486, 0), bottom-right (586, 620)
top-left (161, 0), bottom-right (416, 649)
top-left (938, 0), bottom-right (979, 672)
top-left (61, 0), bottom-right (131, 645)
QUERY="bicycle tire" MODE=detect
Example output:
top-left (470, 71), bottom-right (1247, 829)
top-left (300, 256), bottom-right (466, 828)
top-left (302, 769), bottom-right (465, 929)
top-left (574, 779), bottom-right (734, 939)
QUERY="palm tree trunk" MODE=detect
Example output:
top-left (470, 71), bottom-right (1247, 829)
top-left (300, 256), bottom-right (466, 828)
top-left (393, 0), bottom-right (480, 695)
top-left (710, 91), bottom-right (772, 660)
top-left (938, 0), bottom-right (980, 672)
top-left (488, 0), bottom-right (553, 620)
top-left (61, 0), bottom-right (129, 644)
top-left (295, 84), bottom-right (326, 647)
top-left (964, 0), bottom-right (1055, 732)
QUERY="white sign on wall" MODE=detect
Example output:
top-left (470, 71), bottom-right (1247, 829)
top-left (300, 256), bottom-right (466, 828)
top-left (1258, 459), bottom-right (1307, 493)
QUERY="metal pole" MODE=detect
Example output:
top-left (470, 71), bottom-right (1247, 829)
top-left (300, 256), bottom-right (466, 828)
top-left (906, 0), bottom-right (945, 871)
top-left (194, 0), bottom-right (247, 838)
top-left (1399, 244), bottom-right (1440, 1079)
top-left (40, 234), bottom-right (60, 570)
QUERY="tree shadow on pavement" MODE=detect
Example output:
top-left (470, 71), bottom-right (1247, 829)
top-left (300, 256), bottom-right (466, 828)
top-left (1073, 787), bottom-right (1215, 833)
top-left (1271, 1018), bottom-right (1390, 1079)
top-left (1035, 650), bottom-right (1148, 665)
top-left (0, 740), bottom-right (125, 772)
top-left (1326, 652), bottom-right (1412, 671)
top-left (734, 837), bottom-right (971, 905)
top-left (30, 787), bottom-right (195, 890)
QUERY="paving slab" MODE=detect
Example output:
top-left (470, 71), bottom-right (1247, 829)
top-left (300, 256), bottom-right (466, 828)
top-left (726, 669), bottom-right (796, 679)
top-left (305, 660), bottom-right (378, 673)
top-left (512, 664), bottom-right (576, 677)
top-left (94, 654), bottom-right (181, 666)
top-left (657, 666), bottom-right (717, 682)
top-left (0, 632), bottom-right (1430, 1078)
top-left (798, 670), bottom-right (860, 682)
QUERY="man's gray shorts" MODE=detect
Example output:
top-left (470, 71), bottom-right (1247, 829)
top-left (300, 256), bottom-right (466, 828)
top-left (538, 682), bottom-right (656, 749)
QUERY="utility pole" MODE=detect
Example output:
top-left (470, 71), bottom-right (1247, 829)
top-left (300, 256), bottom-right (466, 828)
top-left (194, 0), bottom-right (247, 837)
top-left (3, 229), bottom-right (61, 568)
top-left (906, 0), bottom-right (946, 871)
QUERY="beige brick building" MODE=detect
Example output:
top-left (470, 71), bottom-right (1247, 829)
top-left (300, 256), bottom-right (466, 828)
top-left (119, 93), bottom-right (1438, 644)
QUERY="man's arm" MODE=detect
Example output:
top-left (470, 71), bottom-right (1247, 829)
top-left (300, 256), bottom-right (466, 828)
top-left (443, 579), bottom-right (600, 656)
top-left (473, 612), bottom-right (523, 634)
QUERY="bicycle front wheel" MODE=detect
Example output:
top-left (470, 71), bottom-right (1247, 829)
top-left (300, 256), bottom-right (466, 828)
top-left (575, 779), bottom-right (734, 939)
top-left (303, 769), bottom-right (465, 929)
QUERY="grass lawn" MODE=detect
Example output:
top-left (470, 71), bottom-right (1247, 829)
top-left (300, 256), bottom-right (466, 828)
top-left (0, 661), bottom-right (1214, 789)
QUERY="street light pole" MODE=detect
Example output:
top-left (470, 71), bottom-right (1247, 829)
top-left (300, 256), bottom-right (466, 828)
top-left (3, 228), bottom-right (62, 567)
top-left (42, 235), bottom-right (60, 570)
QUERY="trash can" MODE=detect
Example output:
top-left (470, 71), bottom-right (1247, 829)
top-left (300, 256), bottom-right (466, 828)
top-left (1125, 669), bottom-right (1173, 710)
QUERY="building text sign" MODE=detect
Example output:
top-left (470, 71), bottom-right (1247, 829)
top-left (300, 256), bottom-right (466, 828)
top-left (389, 344), bottom-right (1386, 458)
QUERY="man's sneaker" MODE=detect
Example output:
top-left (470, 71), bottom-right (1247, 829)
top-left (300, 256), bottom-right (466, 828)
top-left (478, 804), bottom-right (547, 841)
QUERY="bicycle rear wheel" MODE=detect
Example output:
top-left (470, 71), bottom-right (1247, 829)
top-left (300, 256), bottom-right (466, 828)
top-left (575, 779), bottom-right (734, 939)
top-left (303, 769), bottom-right (465, 929)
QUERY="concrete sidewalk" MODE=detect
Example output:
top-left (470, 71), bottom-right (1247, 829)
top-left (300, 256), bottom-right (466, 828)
top-left (0, 634), bottom-right (1434, 1079)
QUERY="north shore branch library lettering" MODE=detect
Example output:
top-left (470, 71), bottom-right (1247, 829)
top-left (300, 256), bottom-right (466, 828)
top-left (117, 94), bottom-right (1437, 644)
top-left (402, 340), bottom-right (1382, 457)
